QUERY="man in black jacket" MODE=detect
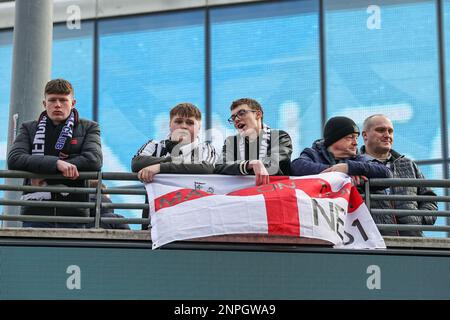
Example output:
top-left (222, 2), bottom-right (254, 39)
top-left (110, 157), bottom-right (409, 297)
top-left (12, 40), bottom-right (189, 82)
top-left (361, 114), bottom-right (437, 236)
top-left (214, 98), bottom-right (292, 185)
top-left (8, 78), bottom-right (103, 228)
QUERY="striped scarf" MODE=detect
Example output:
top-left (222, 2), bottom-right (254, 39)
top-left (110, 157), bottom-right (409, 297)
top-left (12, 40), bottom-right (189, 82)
top-left (135, 137), bottom-right (218, 165)
top-left (32, 109), bottom-right (77, 159)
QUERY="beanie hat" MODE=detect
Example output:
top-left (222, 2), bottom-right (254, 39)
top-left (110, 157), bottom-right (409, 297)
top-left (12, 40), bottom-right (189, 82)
top-left (323, 116), bottom-right (359, 148)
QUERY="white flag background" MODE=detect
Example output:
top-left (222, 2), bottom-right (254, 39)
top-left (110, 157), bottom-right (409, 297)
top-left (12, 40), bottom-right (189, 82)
top-left (145, 172), bottom-right (386, 250)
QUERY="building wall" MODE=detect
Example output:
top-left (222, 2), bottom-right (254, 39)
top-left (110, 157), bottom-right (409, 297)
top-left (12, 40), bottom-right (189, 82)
top-left (0, 0), bottom-right (449, 232)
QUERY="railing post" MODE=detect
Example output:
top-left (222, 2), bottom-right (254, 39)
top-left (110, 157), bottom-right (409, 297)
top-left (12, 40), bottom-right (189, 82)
top-left (4, 0), bottom-right (53, 227)
top-left (364, 179), bottom-right (371, 211)
top-left (94, 171), bottom-right (103, 229)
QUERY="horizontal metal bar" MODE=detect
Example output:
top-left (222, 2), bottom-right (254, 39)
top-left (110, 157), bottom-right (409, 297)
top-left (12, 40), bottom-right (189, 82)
top-left (371, 209), bottom-right (450, 217)
top-left (370, 178), bottom-right (450, 188)
top-left (108, 184), bottom-right (144, 189)
top-left (102, 203), bottom-right (149, 209)
top-left (102, 188), bottom-right (146, 195)
top-left (0, 199), bottom-right (94, 208)
top-left (0, 170), bottom-right (98, 180)
top-left (0, 215), bottom-right (94, 223)
top-left (377, 224), bottom-right (450, 232)
top-left (101, 218), bottom-right (150, 224)
top-left (0, 185), bottom-right (96, 194)
top-left (101, 172), bottom-right (138, 181)
top-left (370, 194), bottom-right (447, 202)
top-left (0, 215), bottom-right (150, 225)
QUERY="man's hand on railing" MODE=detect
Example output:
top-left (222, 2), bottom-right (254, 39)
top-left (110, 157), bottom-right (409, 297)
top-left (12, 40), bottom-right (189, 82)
top-left (321, 164), bottom-right (367, 186)
top-left (138, 164), bottom-right (161, 183)
top-left (56, 160), bottom-right (80, 180)
top-left (321, 163), bottom-right (348, 174)
top-left (350, 175), bottom-right (368, 186)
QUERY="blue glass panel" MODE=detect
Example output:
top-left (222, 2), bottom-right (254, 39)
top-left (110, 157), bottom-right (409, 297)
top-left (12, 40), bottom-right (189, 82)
top-left (0, 30), bottom-right (13, 170)
top-left (98, 11), bottom-right (205, 171)
top-left (98, 11), bottom-right (205, 225)
top-left (52, 22), bottom-right (94, 119)
top-left (0, 30), bottom-right (13, 220)
top-left (325, 0), bottom-right (441, 161)
top-left (445, 0), bottom-right (450, 156)
top-left (211, 0), bottom-right (321, 157)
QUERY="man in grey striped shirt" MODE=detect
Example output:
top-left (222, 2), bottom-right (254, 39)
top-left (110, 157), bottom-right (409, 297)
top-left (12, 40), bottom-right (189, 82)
top-left (131, 103), bottom-right (217, 182)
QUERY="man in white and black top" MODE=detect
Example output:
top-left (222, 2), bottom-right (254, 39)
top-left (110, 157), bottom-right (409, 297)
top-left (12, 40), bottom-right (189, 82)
top-left (131, 103), bottom-right (218, 182)
top-left (215, 98), bottom-right (292, 185)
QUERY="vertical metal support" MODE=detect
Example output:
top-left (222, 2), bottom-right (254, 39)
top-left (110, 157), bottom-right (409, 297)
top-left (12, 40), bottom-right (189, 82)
top-left (364, 179), bottom-right (371, 211)
top-left (436, 0), bottom-right (449, 235)
top-left (204, 5), bottom-right (212, 141)
top-left (92, 5), bottom-right (99, 122)
top-left (94, 171), bottom-right (103, 228)
top-left (319, 0), bottom-right (327, 129)
top-left (4, 0), bottom-right (53, 227)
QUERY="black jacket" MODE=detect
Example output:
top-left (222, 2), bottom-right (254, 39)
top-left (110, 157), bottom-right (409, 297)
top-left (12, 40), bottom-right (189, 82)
top-left (214, 130), bottom-right (292, 176)
top-left (8, 118), bottom-right (103, 217)
top-left (361, 146), bottom-right (437, 237)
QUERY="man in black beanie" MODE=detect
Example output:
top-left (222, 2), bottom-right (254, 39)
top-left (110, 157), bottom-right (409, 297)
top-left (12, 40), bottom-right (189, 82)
top-left (291, 116), bottom-right (391, 183)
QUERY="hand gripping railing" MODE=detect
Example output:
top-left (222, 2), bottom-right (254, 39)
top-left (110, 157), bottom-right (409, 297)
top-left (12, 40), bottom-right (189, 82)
top-left (364, 178), bottom-right (450, 234)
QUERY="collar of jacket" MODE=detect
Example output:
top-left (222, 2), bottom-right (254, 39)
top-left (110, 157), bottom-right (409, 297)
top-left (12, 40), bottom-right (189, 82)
top-left (313, 139), bottom-right (337, 165)
top-left (360, 145), bottom-right (402, 161)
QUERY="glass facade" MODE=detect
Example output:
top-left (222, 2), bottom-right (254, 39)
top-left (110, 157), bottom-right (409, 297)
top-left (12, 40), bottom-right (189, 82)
top-left (0, 30), bottom-right (12, 172)
top-left (98, 11), bottom-right (205, 174)
top-left (52, 23), bottom-right (94, 119)
top-left (325, 0), bottom-right (441, 161)
top-left (211, 0), bottom-right (321, 156)
top-left (446, 0), bottom-right (450, 151)
top-left (1, 0), bottom-right (449, 234)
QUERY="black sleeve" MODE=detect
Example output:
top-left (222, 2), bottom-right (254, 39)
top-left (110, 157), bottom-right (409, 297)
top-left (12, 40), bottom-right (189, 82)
top-left (8, 122), bottom-right (59, 173)
top-left (214, 136), bottom-right (247, 175)
top-left (66, 121), bottom-right (103, 171)
top-left (262, 130), bottom-right (292, 175)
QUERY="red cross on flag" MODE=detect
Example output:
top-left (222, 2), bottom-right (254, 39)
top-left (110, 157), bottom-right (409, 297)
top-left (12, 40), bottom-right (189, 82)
top-left (145, 172), bottom-right (386, 249)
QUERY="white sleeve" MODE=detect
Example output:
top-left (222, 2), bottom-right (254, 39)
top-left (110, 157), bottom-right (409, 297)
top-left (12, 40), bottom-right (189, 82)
top-left (135, 140), bottom-right (157, 156)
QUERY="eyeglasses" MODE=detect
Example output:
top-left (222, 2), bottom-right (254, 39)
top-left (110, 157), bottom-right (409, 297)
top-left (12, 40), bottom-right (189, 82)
top-left (227, 109), bottom-right (257, 124)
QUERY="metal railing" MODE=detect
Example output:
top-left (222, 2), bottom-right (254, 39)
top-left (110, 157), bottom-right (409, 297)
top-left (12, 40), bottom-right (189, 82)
top-left (0, 170), bottom-right (148, 228)
top-left (364, 178), bottom-right (450, 234)
top-left (0, 170), bottom-right (449, 237)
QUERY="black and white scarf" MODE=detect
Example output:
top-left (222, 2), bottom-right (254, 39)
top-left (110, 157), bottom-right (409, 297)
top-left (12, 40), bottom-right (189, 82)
top-left (32, 109), bottom-right (77, 159)
top-left (238, 123), bottom-right (271, 161)
top-left (236, 123), bottom-right (271, 175)
top-left (135, 134), bottom-right (218, 165)
top-left (22, 109), bottom-right (78, 201)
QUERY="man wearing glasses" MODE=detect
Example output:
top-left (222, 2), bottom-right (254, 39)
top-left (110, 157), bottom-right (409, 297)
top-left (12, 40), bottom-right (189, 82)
top-left (215, 98), bottom-right (292, 185)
